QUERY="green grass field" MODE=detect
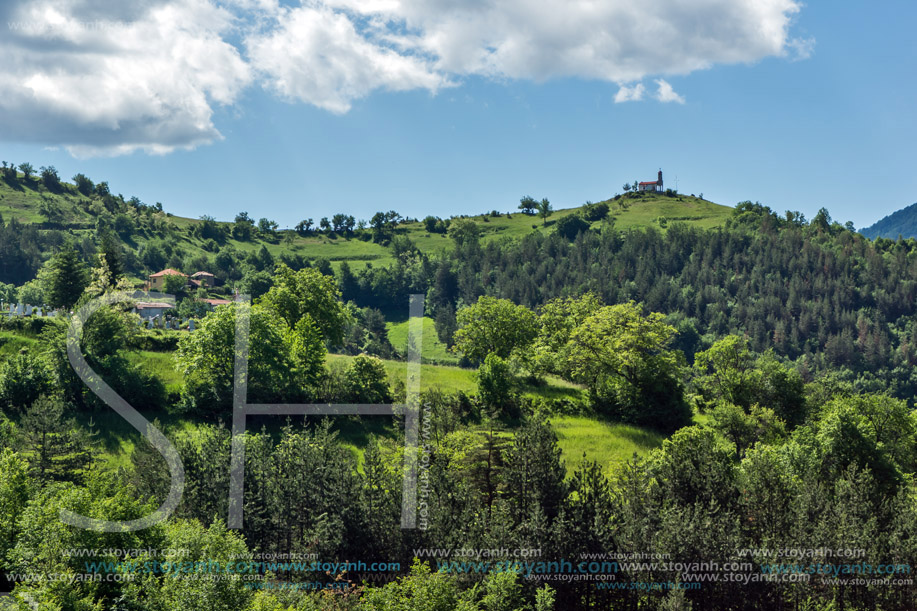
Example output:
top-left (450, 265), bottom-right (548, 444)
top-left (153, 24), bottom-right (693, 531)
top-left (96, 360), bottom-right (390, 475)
top-left (0, 329), bottom-right (40, 358)
top-left (551, 416), bottom-right (665, 475)
top-left (386, 316), bottom-right (458, 365)
top-left (12, 342), bottom-right (675, 480)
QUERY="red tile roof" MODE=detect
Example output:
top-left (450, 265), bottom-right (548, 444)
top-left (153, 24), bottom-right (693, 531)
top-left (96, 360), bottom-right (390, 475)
top-left (204, 298), bottom-right (232, 306)
top-left (639, 180), bottom-right (660, 185)
top-left (149, 268), bottom-right (187, 277)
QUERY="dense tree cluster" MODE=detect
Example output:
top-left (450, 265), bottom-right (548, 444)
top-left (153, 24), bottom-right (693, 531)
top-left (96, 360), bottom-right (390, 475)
top-left (349, 202), bottom-right (917, 400)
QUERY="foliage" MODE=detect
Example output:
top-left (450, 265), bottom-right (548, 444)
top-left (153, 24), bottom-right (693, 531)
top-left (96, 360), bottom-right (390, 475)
top-left (18, 394), bottom-right (96, 483)
top-left (693, 336), bottom-right (807, 426)
top-left (476, 353), bottom-right (514, 415)
top-left (343, 355), bottom-right (392, 403)
top-left (536, 198), bottom-right (553, 226)
top-left (0, 350), bottom-right (53, 411)
top-left (565, 302), bottom-right (691, 432)
top-left (41, 246), bottom-right (89, 309)
top-left (258, 264), bottom-right (350, 345)
top-left (162, 272), bottom-right (188, 295)
top-left (174, 304), bottom-right (310, 414)
top-left (554, 214), bottom-right (590, 240)
top-left (518, 196), bottom-right (537, 215)
top-left (453, 296), bottom-right (538, 362)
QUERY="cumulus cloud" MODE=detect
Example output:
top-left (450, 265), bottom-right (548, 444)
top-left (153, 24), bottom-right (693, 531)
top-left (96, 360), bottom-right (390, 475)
top-left (0, 0), bottom-right (251, 156)
top-left (0, 0), bottom-right (810, 155)
top-left (331, 0), bottom-right (809, 81)
top-left (245, 4), bottom-right (447, 114)
top-left (654, 79), bottom-right (685, 104)
top-left (614, 83), bottom-right (645, 103)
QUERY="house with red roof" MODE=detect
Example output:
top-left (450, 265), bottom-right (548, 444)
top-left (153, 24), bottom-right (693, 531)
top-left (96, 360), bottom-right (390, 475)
top-left (148, 268), bottom-right (187, 291)
top-left (149, 269), bottom-right (219, 291)
top-left (638, 170), bottom-right (664, 193)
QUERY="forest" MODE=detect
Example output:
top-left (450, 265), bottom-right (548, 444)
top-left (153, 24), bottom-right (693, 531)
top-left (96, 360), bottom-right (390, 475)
top-left (1, 166), bottom-right (917, 610)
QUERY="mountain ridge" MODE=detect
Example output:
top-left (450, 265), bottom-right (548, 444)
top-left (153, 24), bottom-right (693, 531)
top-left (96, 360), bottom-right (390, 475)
top-left (860, 202), bottom-right (917, 239)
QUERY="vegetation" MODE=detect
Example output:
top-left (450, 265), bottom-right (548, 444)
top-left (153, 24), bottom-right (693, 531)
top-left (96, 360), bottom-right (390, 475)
top-left (3, 161), bottom-right (917, 609)
top-left (860, 201), bottom-right (917, 239)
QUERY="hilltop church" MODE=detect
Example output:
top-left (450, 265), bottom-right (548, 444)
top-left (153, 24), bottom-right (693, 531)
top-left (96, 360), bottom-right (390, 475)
top-left (638, 170), bottom-right (664, 193)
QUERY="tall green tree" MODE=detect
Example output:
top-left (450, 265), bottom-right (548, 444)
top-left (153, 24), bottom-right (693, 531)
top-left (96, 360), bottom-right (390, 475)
top-left (42, 246), bottom-right (88, 309)
top-left (565, 302), bottom-right (690, 431)
top-left (97, 228), bottom-right (124, 282)
top-left (257, 264), bottom-right (349, 345)
top-left (175, 304), bottom-right (305, 414)
top-left (537, 198), bottom-right (553, 225)
top-left (18, 395), bottom-right (95, 483)
top-left (453, 296), bottom-right (537, 362)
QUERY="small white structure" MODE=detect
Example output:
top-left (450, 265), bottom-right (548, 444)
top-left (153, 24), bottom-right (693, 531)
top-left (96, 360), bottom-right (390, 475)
top-left (638, 170), bottom-right (664, 193)
top-left (135, 302), bottom-right (172, 320)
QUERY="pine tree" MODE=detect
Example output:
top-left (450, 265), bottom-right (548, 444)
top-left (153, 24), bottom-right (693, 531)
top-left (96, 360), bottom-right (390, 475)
top-left (98, 228), bottom-right (124, 281)
top-left (18, 395), bottom-right (95, 483)
top-left (42, 245), bottom-right (88, 309)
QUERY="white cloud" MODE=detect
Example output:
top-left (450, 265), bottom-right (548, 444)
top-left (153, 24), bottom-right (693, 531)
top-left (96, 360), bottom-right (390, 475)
top-left (331, 0), bottom-right (808, 82)
top-left (0, 0), bottom-right (809, 155)
top-left (654, 79), bottom-right (685, 104)
top-left (245, 4), bottom-right (448, 114)
top-left (0, 0), bottom-right (252, 156)
top-left (614, 83), bottom-right (645, 103)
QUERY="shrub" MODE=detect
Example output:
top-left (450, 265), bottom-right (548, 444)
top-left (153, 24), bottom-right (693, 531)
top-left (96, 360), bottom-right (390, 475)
top-left (0, 350), bottom-right (53, 411)
top-left (344, 355), bottom-right (391, 404)
top-left (555, 214), bottom-right (590, 240)
top-left (477, 353), bottom-right (514, 415)
top-left (581, 201), bottom-right (609, 221)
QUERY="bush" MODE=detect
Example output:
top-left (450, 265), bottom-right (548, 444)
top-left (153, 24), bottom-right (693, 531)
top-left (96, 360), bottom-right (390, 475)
top-left (130, 329), bottom-right (181, 352)
top-left (554, 214), bottom-right (590, 240)
top-left (477, 353), bottom-right (514, 415)
top-left (0, 350), bottom-right (53, 411)
top-left (581, 201), bottom-right (609, 221)
top-left (344, 355), bottom-right (391, 403)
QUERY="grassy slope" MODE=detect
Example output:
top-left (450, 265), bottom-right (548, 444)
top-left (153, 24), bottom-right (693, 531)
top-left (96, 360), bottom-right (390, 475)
top-left (552, 416), bottom-right (664, 475)
top-left (2, 172), bottom-right (729, 474)
top-left (386, 316), bottom-right (458, 365)
top-left (1, 173), bottom-right (733, 278)
top-left (72, 349), bottom-right (642, 474)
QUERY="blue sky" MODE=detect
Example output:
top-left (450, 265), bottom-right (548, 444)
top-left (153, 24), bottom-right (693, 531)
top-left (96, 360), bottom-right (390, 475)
top-left (1, 0), bottom-right (914, 229)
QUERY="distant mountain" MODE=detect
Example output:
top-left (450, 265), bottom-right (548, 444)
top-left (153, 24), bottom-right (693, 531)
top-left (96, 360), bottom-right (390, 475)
top-left (860, 202), bottom-right (917, 239)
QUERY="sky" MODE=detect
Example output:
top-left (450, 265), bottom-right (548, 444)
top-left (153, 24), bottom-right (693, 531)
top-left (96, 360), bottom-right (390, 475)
top-left (0, 0), bottom-right (914, 229)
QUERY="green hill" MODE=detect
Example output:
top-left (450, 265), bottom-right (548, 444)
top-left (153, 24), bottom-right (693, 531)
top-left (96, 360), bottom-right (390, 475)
top-left (0, 165), bottom-right (733, 288)
top-left (860, 202), bottom-right (917, 239)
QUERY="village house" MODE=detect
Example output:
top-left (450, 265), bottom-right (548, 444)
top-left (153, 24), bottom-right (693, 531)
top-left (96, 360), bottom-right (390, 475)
top-left (191, 271), bottom-right (215, 288)
top-left (134, 301), bottom-right (172, 319)
top-left (148, 268), bottom-right (186, 291)
top-left (148, 269), bottom-right (217, 290)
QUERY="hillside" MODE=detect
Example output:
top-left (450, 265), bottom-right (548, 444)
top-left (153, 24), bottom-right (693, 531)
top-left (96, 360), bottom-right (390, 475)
top-left (860, 202), bottom-right (917, 239)
top-left (0, 165), bottom-right (733, 288)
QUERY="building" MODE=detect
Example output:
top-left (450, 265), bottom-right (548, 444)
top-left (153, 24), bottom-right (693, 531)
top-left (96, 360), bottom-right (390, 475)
top-left (203, 298), bottom-right (232, 308)
top-left (135, 301), bottom-right (172, 319)
top-left (148, 268), bottom-right (187, 290)
top-left (148, 269), bottom-right (217, 290)
top-left (638, 170), bottom-right (664, 193)
top-left (191, 271), bottom-right (215, 288)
